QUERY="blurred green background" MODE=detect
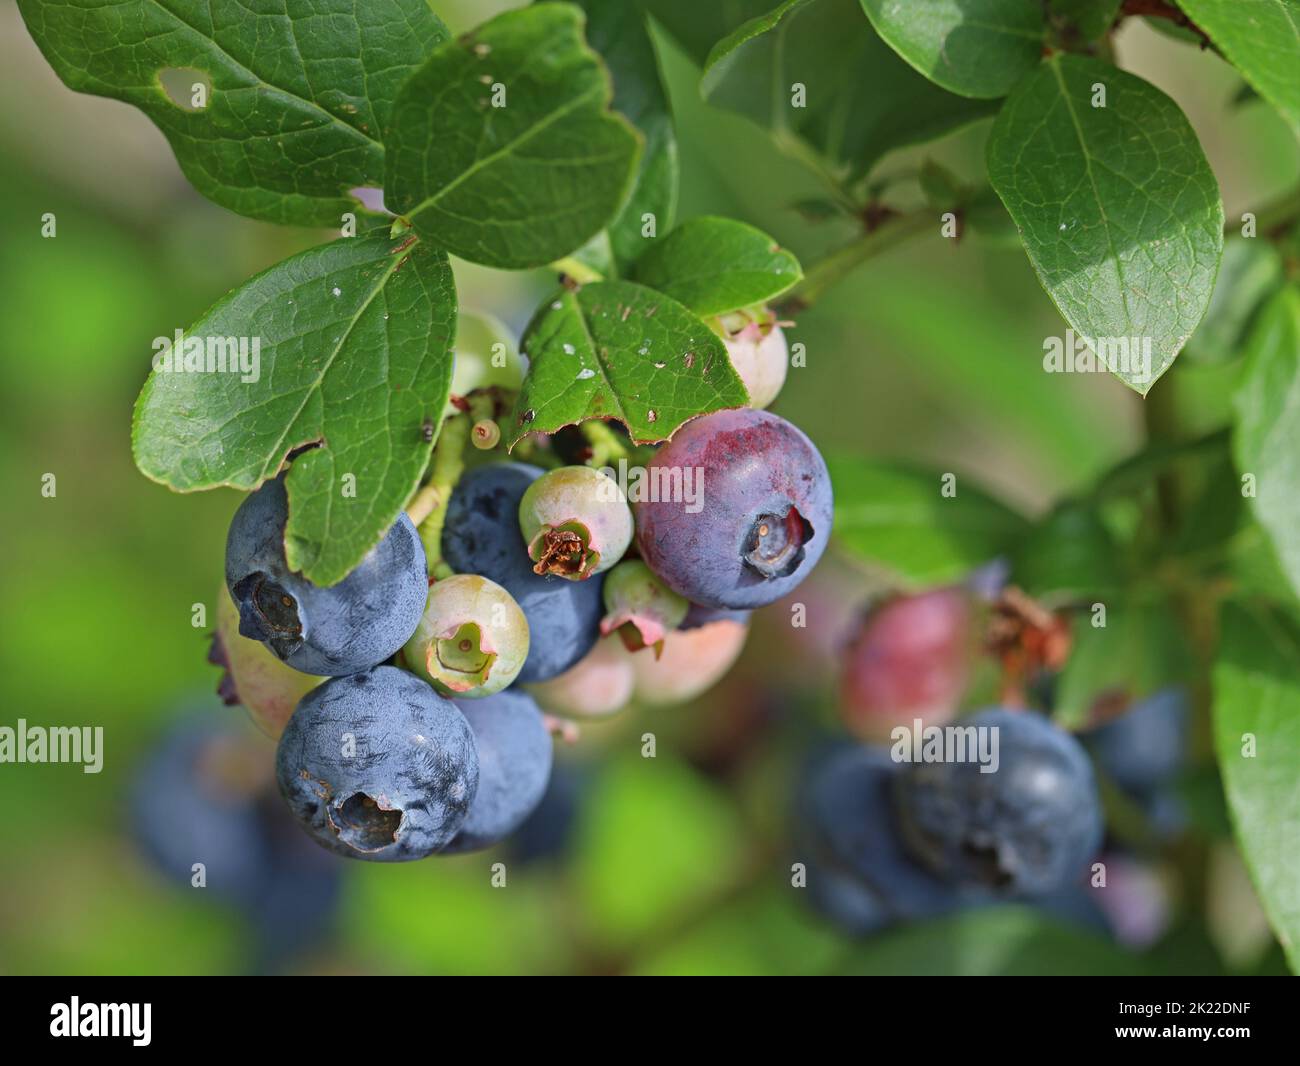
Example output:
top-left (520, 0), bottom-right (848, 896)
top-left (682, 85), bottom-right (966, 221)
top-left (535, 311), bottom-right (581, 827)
top-left (0, 0), bottom-right (1295, 975)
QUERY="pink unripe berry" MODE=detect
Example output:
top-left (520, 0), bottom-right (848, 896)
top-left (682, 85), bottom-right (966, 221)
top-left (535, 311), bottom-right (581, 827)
top-left (630, 618), bottom-right (749, 706)
top-left (838, 587), bottom-right (977, 741)
top-left (528, 635), bottom-right (636, 719)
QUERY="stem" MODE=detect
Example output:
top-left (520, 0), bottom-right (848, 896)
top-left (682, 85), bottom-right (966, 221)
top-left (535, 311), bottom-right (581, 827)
top-left (414, 412), bottom-right (470, 578)
top-left (780, 210), bottom-right (935, 313)
top-left (1118, 0), bottom-right (1216, 51)
top-left (580, 419), bottom-right (630, 467)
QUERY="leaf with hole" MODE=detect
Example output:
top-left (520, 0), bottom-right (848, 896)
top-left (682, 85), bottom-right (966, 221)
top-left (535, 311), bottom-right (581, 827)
top-left (384, 3), bottom-right (642, 270)
top-left (133, 234), bottom-right (456, 586)
top-left (509, 280), bottom-right (746, 447)
top-left (987, 54), bottom-right (1224, 394)
top-left (16, 0), bottom-right (447, 226)
top-left (634, 217), bottom-right (802, 316)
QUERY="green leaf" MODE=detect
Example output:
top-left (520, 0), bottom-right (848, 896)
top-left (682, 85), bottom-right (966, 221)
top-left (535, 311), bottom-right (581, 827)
top-left (1185, 238), bottom-right (1285, 364)
top-left (576, 754), bottom-right (745, 948)
top-left (700, 0), bottom-right (996, 185)
top-left (1214, 604), bottom-right (1300, 973)
top-left (510, 280), bottom-right (747, 446)
top-left (1176, 0), bottom-right (1300, 133)
top-left (1047, 0), bottom-right (1124, 39)
top-left (828, 459), bottom-right (1027, 584)
top-left (642, 0), bottom-right (774, 65)
top-left (987, 54), bottom-right (1224, 394)
top-left (1012, 500), bottom-right (1124, 601)
top-left (16, 0), bottom-right (446, 227)
top-left (840, 906), bottom-right (1147, 975)
top-left (1233, 286), bottom-right (1300, 600)
top-left (633, 217), bottom-right (802, 316)
top-left (859, 0), bottom-right (1045, 99)
top-left (384, 3), bottom-right (642, 270)
top-left (1054, 599), bottom-right (1190, 730)
top-left (133, 234), bottom-right (456, 586)
top-left (577, 0), bottom-right (679, 272)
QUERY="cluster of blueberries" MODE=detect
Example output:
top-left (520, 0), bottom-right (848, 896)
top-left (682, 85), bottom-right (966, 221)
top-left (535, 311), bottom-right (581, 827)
top-left (216, 406), bottom-right (833, 862)
top-left (803, 580), bottom-right (1191, 937)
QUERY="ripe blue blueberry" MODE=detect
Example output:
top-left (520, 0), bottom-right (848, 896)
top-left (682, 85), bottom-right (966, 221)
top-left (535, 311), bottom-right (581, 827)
top-left (1084, 686), bottom-right (1189, 794)
top-left (442, 462), bottom-right (604, 683)
top-left (442, 689), bottom-right (554, 854)
top-left (507, 761), bottom-right (587, 866)
top-left (225, 474), bottom-right (428, 676)
top-left (804, 860), bottom-right (892, 937)
top-left (130, 713), bottom-right (273, 904)
top-left (800, 744), bottom-right (960, 922)
top-left (276, 667), bottom-right (479, 861)
top-left (635, 408), bottom-right (833, 610)
top-left (518, 465), bottom-right (633, 580)
top-left (132, 711), bottom-right (345, 968)
top-left (894, 709), bottom-right (1103, 898)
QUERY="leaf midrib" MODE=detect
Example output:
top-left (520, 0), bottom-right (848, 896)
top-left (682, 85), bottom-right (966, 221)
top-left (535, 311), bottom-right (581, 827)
top-left (1047, 56), bottom-right (1134, 328)
top-left (408, 82), bottom-right (604, 219)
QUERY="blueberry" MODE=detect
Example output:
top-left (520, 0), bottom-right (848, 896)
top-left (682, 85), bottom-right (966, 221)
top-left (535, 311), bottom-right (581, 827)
top-left (838, 588), bottom-right (976, 743)
top-left (635, 409), bottom-right (832, 610)
top-left (600, 559), bottom-right (689, 655)
top-left (518, 465), bottom-right (634, 580)
top-left (804, 860), bottom-right (892, 936)
top-left (894, 709), bottom-right (1103, 898)
top-left (715, 311), bottom-right (788, 409)
top-left (131, 711), bottom-right (345, 967)
top-left (442, 462), bottom-right (604, 683)
top-left (403, 574), bottom-right (530, 697)
top-left (275, 667), bottom-right (479, 861)
top-left (247, 791), bottom-right (346, 973)
top-left (225, 474), bottom-right (428, 676)
top-left (210, 587), bottom-right (322, 739)
top-left (629, 618), bottom-right (750, 706)
top-left (507, 761), bottom-right (587, 866)
top-left (129, 714), bottom-right (273, 904)
top-left (527, 635), bottom-right (637, 719)
top-left (799, 744), bottom-right (960, 921)
top-left (1084, 686), bottom-right (1189, 794)
top-left (442, 689), bottom-right (554, 854)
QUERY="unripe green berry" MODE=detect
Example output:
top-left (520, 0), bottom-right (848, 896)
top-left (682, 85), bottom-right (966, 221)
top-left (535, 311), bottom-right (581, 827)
top-left (403, 575), bottom-right (530, 698)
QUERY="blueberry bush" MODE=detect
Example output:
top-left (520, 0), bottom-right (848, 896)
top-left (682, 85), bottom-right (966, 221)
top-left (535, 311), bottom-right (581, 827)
top-left (13, 0), bottom-right (1300, 975)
